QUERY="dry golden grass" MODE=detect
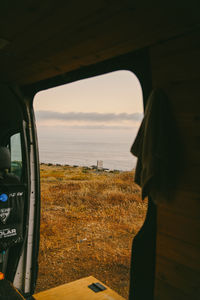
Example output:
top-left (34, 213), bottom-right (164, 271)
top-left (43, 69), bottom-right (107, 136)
top-left (36, 164), bottom-right (147, 299)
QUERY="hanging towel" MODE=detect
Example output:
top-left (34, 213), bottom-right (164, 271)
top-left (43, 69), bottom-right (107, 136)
top-left (131, 88), bottom-right (178, 203)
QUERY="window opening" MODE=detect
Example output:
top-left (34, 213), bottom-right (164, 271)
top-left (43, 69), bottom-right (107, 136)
top-left (10, 133), bottom-right (23, 180)
top-left (34, 70), bottom-right (147, 299)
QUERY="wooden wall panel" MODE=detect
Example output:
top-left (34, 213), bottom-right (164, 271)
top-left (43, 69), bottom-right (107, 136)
top-left (150, 30), bottom-right (200, 299)
top-left (156, 233), bottom-right (200, 272)
top-left (163, 189), bottom-right (200, 219)
top-left (156, 255), bottom-right (200, 297)
top-left (155, 279), bottom-right (196, 300)
top-left (157, 209), bottom-right (200, 246)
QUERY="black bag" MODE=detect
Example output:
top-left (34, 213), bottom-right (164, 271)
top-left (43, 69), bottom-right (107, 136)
top-left (0, 185), bottom-right (25, 251)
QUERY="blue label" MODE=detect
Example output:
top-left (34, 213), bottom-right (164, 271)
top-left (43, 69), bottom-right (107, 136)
top-left (0, 194), bottom-right (8, 202)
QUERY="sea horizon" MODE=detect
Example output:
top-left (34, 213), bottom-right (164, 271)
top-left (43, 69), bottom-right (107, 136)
top-left (37, 126), bottom-right (138, 171)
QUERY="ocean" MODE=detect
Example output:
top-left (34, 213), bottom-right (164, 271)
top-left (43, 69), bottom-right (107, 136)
top-left (37, 127), bottom-right (138, 171)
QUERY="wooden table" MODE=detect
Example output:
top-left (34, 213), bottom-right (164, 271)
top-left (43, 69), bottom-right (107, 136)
top-left (34, 276), bottom-right (125, 300)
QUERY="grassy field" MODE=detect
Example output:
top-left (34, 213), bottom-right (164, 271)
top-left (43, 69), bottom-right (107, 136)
top-left (36, 164), bottom-right (147, 299)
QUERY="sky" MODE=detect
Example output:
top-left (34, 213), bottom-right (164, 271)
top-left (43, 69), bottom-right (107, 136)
top-left (33, 70), bottom-right (143, 130)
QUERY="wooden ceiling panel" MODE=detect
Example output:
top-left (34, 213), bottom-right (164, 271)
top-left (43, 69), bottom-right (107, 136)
top-left (0, 0), bottom-right (57, 40)
top-left (0, 1), bottom-right (199, 86)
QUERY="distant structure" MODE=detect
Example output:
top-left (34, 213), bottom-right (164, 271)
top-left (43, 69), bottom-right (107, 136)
top-left (97, 160), bottom-right (103, 170)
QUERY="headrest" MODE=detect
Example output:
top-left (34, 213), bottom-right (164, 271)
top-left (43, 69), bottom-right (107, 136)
top-left (0, 147), bottom-right (11, 170)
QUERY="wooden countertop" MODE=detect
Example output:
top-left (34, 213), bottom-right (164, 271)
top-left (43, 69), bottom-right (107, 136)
top-left (34, 276), bottom-right (125, 300)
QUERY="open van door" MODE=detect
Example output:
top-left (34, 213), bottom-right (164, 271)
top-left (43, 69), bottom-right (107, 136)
top-left (0, 84), bottom-right (40, 299)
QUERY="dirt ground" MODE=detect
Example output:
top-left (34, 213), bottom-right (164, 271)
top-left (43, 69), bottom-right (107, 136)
top-left (35, 164), bottom-right (147, 299)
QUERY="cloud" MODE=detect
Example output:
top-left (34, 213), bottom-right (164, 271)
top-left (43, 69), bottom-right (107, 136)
top-left (38, 124), bottom-right (136, 130)
top-left (35, 110), bottom-right (143, 123)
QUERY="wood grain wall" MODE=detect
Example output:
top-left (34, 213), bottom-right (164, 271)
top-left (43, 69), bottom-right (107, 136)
top-left (150, 31), bottom-right (200, 300)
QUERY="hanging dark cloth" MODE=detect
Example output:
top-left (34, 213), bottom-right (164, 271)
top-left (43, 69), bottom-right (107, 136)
top-left (131, 88), bottom-right (179, 203)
